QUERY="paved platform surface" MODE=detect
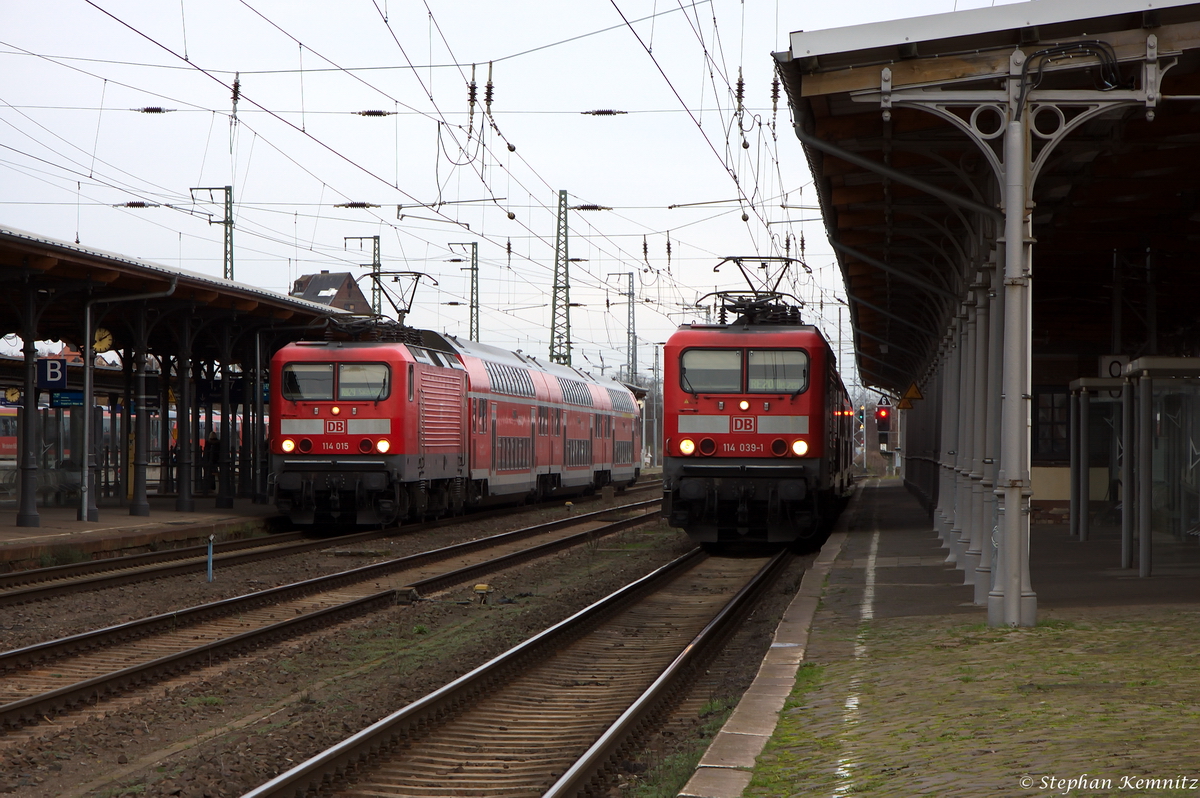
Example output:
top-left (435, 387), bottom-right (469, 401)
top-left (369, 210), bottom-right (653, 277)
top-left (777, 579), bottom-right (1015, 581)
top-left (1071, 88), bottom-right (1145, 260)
top-left (683, 479), bottom-right (1200, 797)
top-left (0, 497), bottom-right (282, 571)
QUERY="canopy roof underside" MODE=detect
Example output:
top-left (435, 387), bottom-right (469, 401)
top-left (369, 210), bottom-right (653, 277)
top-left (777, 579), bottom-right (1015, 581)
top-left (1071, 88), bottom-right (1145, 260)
top-left (777, 0), bottom-right (1200, 392)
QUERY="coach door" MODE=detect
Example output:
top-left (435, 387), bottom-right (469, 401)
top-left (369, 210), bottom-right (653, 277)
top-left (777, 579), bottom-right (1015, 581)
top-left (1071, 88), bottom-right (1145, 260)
top-left (610, 413), bottom-right (616, 465)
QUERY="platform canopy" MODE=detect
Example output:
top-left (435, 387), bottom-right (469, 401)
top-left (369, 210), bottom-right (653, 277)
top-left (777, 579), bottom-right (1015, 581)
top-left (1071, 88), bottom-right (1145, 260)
top-left (776, 0), bottom-right (1200, 392)
top-left (0, 225), bottom-right (341, 361)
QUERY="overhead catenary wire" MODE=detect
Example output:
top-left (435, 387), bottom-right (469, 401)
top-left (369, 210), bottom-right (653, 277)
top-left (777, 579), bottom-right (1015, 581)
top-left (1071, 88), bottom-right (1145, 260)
top-left (3, 3), bottom-right (846, 369)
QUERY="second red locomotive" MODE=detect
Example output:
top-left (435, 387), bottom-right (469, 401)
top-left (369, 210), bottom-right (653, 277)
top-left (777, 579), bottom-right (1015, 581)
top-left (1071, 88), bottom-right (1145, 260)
top-left (270, 327), bottom-right (641, 527)
top-left (663, 292), bottom-right (853, 544)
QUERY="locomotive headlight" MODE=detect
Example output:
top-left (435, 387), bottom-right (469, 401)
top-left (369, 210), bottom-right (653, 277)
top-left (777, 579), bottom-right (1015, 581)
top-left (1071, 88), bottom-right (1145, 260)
top-left (281, 438), bottom-right (296, 453)
top-left (679, 438), bottom-right (696, 456)
top-left (739, 400), bottom-right (750, 411)
top-left (791, 439), bottom-right (809, 456)
top-left (331, 406), bottom-right (341, 416)
top-left (376, 439), bottom-right (391, 454)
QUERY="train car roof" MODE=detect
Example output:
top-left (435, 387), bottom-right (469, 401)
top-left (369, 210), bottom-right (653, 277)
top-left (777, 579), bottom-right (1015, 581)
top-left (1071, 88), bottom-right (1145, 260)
top-left (431, 332), bottom-right (637, 396)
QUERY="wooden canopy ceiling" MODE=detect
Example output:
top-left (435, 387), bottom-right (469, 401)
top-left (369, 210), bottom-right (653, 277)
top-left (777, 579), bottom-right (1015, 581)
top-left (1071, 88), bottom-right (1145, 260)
top-left (776, 0), bottom-right (1200, 392)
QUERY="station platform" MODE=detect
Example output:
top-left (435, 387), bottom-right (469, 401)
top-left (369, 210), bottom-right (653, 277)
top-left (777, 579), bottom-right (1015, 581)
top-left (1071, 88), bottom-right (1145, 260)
top-left (0, 497), bottom-right (283, 572)
top-left (683, 479), bottom-right (1200, 797)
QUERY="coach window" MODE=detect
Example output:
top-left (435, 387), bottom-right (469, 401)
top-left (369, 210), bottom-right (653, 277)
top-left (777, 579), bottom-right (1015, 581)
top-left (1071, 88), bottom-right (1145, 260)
top-left (680, 349), bottom-right (742, 393)
top-left (748, 350), bottom-right (809, 394)
top-left (338, 363), bottom-right (390, 400)
top-left (282, 363), bottom-right (334, 401)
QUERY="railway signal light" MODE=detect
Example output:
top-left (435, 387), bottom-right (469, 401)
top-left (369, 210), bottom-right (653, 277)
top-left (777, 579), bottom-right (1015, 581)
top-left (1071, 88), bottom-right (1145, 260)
top-left (874, 406), bottom-right (891, 433)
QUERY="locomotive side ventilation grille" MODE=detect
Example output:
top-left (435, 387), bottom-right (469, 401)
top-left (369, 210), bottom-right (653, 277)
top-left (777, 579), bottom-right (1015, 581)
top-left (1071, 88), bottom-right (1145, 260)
top-left (419, 371), bottom-right (464, 453)
top-left (484, 362), bottom-right (536, 398)
top-left (558, 377), bottom-right (594, 406)
top-left (606, 388), bottom-right (636, 413)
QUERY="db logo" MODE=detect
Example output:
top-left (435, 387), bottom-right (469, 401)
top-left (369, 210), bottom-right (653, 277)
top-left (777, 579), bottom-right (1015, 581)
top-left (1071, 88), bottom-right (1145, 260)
top-left (733, 416), bottom-right (756, 433)
top-left (326, 419), bottom-right (346, 434)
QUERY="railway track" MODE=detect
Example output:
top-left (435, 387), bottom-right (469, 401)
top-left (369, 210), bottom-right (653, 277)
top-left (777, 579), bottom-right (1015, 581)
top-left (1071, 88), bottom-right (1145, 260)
top-left (0, 497), bottom-right (661, 729)
top-left (242, 547), bottom-right (791, 798)
top-left (0, 479), bottom-right (663, 607)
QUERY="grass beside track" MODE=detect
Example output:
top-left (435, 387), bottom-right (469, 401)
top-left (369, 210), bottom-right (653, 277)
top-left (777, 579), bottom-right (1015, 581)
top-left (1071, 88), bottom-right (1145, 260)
top-left (745, 612), bottom-right (1200, 797)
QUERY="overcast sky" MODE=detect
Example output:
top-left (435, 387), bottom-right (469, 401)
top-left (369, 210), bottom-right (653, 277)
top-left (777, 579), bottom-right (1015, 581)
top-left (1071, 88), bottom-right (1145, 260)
top-left (0, 0), bottom-right (1022, 389)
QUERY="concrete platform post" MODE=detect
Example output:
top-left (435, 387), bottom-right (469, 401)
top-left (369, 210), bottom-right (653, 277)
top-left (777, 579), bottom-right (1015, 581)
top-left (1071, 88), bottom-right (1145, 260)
top-left (16, 285), bottom-right (43, 527)
top-left (990, 97), bottom-right (1037, 627)
top-left (216, 323), bottom-right (235, 509)
top-left (253, 332), bottom-right (268, 504)
top-left (130, 306), bottom-right (152, 516)
top-left (79, 297), bottom-right (99, 522)
top-left (954, 300), bottom-right (975, 573)
top-left (239, 340), bottom-right (253, 498)
top-left (1138, 372), bottom-right (1153, 577)
top-left (976, 256), bottom-right (1000, 603)
top-left (176, 313), bottom-right (195, 513)
top-left (1121, 377), bottom-right (1134, 568)
top-left (935, 352), bottom-right (952, 542)
top-left (1069, 387), bottom-right (1080, 538)
top-left (965, 268), bottom-right (990, 582)
top-left (1079, 386), bottom-right (1091, 542)
top-left (942, 326), bottom-right (962, 558)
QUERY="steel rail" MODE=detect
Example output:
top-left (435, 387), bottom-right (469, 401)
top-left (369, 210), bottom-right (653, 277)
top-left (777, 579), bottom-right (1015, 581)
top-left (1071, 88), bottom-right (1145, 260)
top-left (0, 500), bottom-right (661, 727)
top-left (239, 548), bottom-right (707, 798)
top-left (0, 498), bottom-right (660, 673)
top-left (0, 533), bottom-right (306, 604)
top-left (1, 591), bottom-right (395, 728)
top-left (0, 480), bottom-right (662, 607)
top-left (543, 548), bottom-right (792, 798)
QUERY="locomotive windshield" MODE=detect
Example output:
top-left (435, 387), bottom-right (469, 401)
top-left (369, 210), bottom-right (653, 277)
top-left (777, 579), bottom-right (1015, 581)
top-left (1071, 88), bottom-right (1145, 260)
top-left (281, 363), bottom-right (334, 400)
top-left (680, 349), bottom-right (742, 393)
top-left (281, 362), bottom-right (391, 401)
top-left (748, 350), bottom-right (808, 393)
top-left (338, 363), bottom-right (390, 400)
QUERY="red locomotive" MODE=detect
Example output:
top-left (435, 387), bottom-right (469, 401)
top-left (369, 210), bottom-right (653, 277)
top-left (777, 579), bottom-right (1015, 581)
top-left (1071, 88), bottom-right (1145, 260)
top-left (270, 327), bottom-right (641, 527)
top-left (663, 292), bottom-right (853, 544)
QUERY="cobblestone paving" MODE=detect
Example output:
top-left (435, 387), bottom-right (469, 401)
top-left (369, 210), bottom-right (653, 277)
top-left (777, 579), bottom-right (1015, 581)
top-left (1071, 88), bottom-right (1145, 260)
top-left (745, 482), bottom-right (1200, 798)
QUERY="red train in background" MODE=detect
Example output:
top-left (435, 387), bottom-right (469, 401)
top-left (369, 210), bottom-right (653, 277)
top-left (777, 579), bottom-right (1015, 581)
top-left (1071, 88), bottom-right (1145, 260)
top-left (269, 326), bottom-right (641, 527)
top-left (662, 292), bottom-right (854, 545)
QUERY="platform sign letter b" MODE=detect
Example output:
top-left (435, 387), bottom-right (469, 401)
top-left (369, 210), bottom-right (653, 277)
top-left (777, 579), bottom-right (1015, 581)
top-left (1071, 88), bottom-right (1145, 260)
top-left (38, 358), bottom-right (68, 390)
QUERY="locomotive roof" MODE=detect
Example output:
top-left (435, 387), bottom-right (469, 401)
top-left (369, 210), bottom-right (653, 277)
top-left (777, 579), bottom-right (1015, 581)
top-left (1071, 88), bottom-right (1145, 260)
top-left (674, 322), bottom-right (822, 334)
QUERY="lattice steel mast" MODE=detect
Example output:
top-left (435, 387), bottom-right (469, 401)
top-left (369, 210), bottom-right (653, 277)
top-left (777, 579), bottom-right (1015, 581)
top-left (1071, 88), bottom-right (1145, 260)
top-left (450, 241), bottom-right (479, 340)
top-left (549, 189), bottom-right (571, 366)
top-left (191, 186), bottom-right (234, 280)
top-left (345, 235), bottom-right (381, 315)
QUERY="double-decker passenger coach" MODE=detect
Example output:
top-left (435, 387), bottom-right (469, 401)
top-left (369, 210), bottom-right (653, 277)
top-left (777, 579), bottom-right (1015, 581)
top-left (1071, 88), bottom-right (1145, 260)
top-left (269, 323), bottom-right (641, 528)
top-left (662, 292), bottom-right (853, 544)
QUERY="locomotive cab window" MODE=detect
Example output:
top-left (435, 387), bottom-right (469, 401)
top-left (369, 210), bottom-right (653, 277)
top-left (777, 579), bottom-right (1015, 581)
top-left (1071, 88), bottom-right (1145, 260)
top-left (281, 363), bottom-right (334, 401)
top-left (338, 363), bottom-right (390, 400)
top-left (748, 350), bottom-right (808, 394)
top-left (680, 349), bottom-right (742, 393)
